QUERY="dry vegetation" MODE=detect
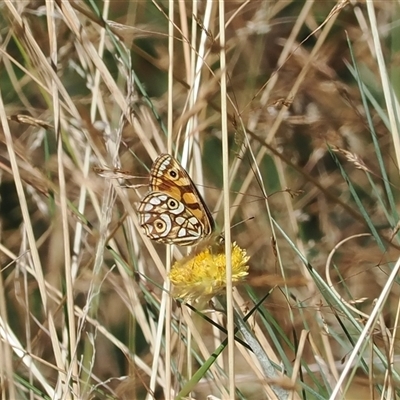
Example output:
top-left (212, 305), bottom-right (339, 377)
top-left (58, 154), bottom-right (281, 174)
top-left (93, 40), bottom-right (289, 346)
top-left (0, 0), bottom-right (400, 399)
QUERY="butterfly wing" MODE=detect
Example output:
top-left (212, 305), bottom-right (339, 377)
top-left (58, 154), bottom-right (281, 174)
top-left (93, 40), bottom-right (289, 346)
top-left (138, 154), bottom-right (214, 245)
top-left (149, 154), bottom-right (214, 235)
top-left (138, 192), bottom-right (206, 245)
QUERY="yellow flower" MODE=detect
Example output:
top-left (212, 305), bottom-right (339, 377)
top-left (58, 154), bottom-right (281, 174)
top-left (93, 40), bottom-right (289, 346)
top-left (169, 242), bottom-right (249, 300)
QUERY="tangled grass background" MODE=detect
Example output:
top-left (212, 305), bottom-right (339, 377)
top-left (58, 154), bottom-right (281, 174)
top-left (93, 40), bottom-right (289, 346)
top-left (0, 1), bottom-right (399, 399)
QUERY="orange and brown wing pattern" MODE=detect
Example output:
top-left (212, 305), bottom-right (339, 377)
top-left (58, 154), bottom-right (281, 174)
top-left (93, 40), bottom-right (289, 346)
top-left (138, 154), bottom-right (214, 245)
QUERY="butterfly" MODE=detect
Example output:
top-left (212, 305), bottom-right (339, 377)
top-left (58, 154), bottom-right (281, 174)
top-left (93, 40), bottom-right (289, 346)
top-left (138, 154), bottom-right (215, 245)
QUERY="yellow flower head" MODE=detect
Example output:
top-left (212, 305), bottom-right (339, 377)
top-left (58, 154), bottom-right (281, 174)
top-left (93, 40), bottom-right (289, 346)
top-left (169, 242), bottom-right (249, 301)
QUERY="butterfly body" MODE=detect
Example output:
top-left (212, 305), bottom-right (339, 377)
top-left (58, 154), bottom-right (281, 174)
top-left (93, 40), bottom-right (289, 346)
top-left (138, 154), bottom-right (214, 245)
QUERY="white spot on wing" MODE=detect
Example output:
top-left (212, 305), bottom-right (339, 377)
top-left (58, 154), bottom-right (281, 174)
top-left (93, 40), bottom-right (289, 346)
top-left (177, 228), bottom-right (187, 238)
top-left (149, 197), bottom-right (161, 205)
top-left (175, 216), bottom-right (185, 225)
